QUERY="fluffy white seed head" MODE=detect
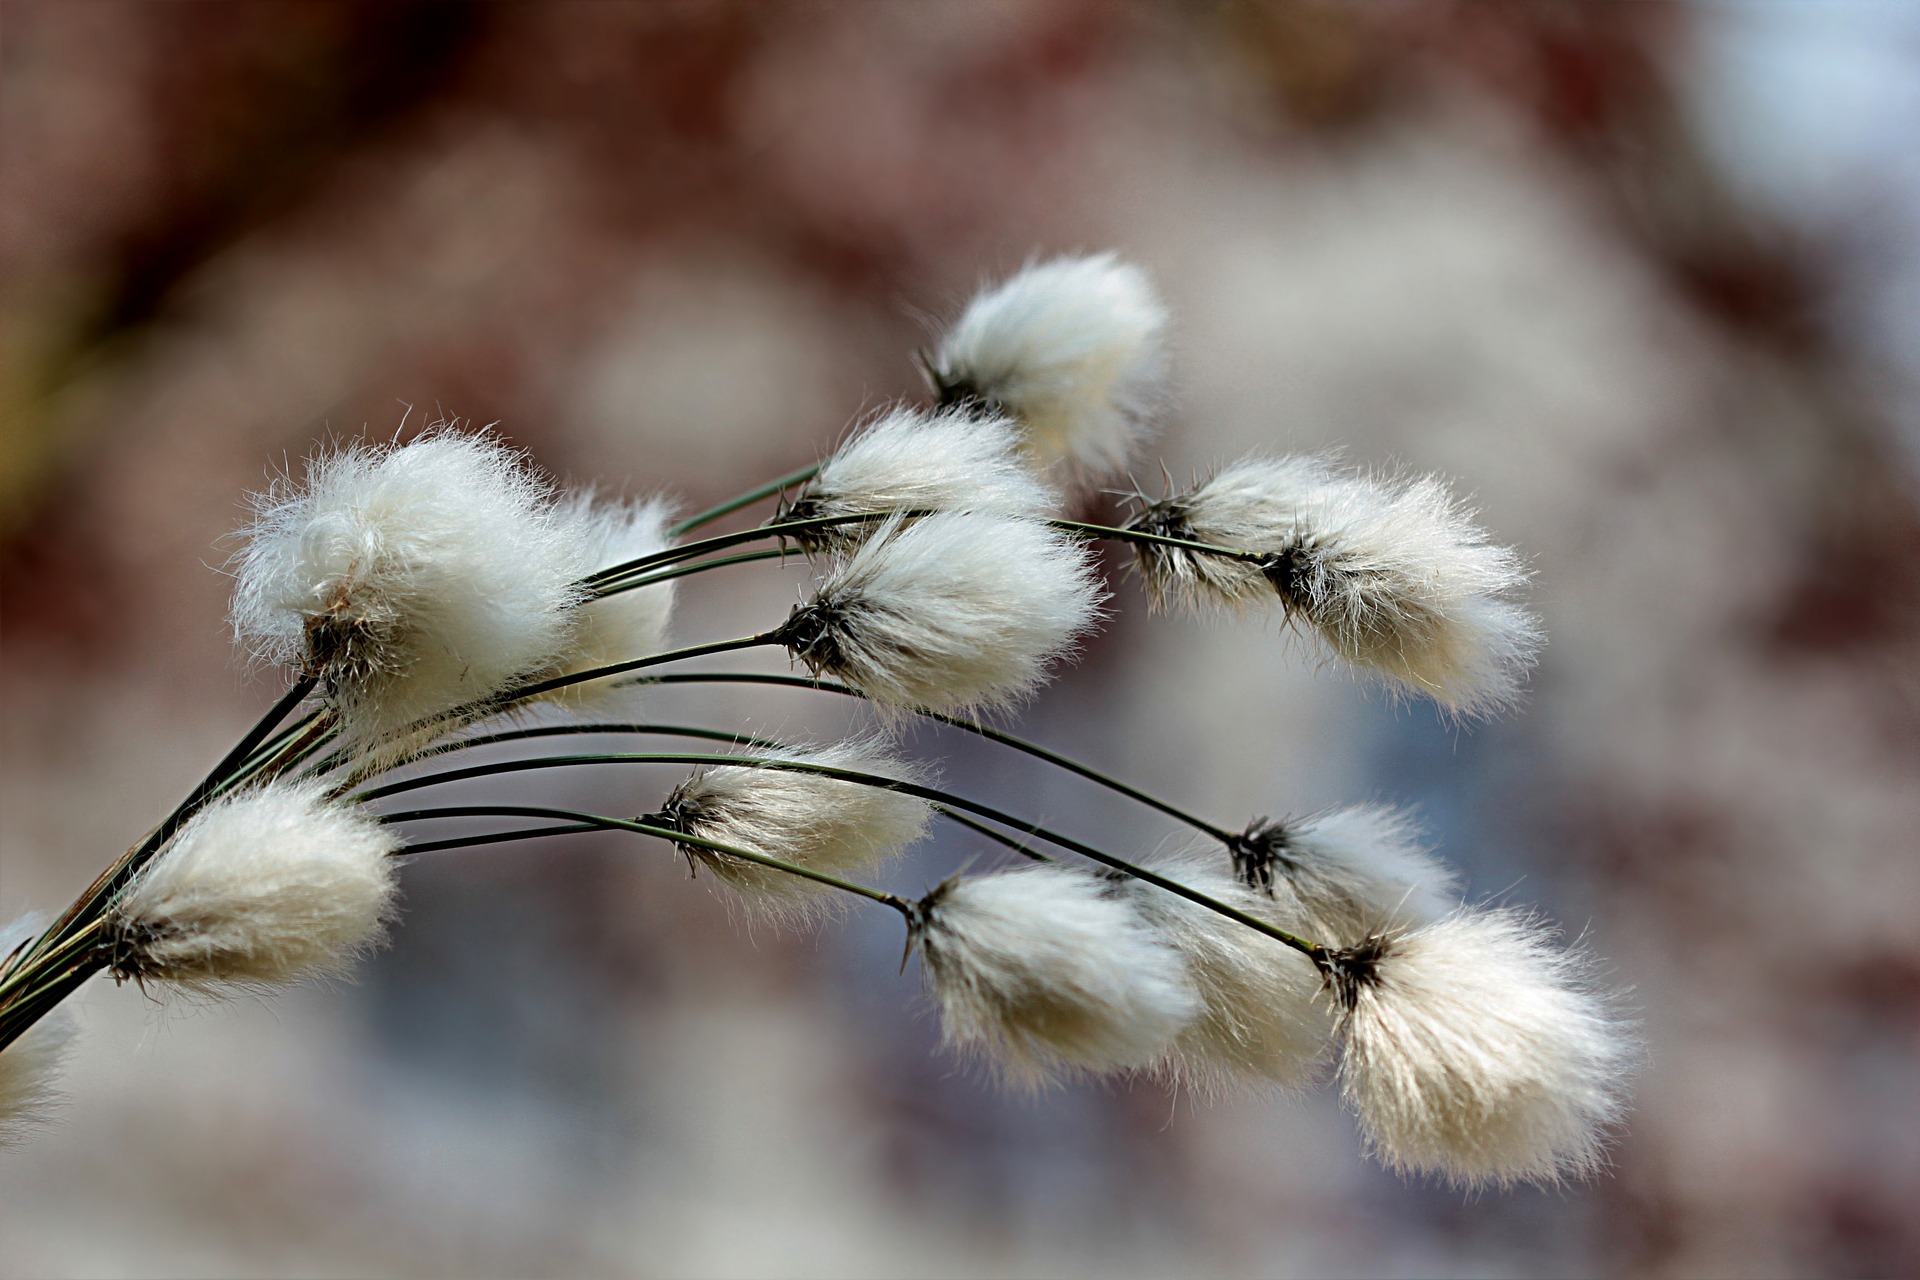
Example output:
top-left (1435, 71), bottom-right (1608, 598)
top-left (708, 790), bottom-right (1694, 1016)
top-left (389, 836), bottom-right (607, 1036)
top-left (230, 431), bottom-right (591, 744)
top-left (784, 405), bottom-right (1059, 546)
top-left (1328, 908), bottom-right (1637, 1188)
top-left (653, 739), bottom-right (932, 920)
top-left (911, 863), bottom-right (1199, 1085)
top-left (1233, 805), bottom-right (1461, 946)
top-left (929, 253), bottom-right (1169, 479)
top-left (1105, 847), bottom-right (1332, 1093)
top-left (1126, 456), bottom-right (1542, 716)
top-left (0, 914), bottom-right (79, 1146)
top-left (547, 493), bottom-right (677, 706)
top-left (108, 780), bottom-right (402, 991)
top-left (779, 512), bottom-right (1106, 714)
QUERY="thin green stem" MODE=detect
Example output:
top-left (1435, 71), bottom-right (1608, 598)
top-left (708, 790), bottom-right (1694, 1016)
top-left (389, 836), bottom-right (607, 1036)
top-left (630, 671), bottom-right (1240, 844)
top-left (1050, 518), bottom-right (1272, 565)
top-left (383, 803), bottom-right (909, 913)
top-left (594, 547), bottom-right (800, 599)
top-left (401, 823), bottom-right (606, 855)
top-left (670, 463), bottom-right (821, 537)
top-left (932, 806), bottom-right (1051, 862)
top-left (507, 633), bottom-right (782, 703)
top-left (583, 512), bottom-right (891, 593)
top-left (357, 752), bottom-right (1325, 960)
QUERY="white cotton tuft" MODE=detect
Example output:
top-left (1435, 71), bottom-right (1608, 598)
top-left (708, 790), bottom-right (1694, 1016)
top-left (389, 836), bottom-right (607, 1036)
top-left (1233, 805), bottom-right (1461, 946)
top-left (652, 739), bottom-right (932, 921)
top-left (0, 914), bottom-right (79, 1146)
top-left (1126, 456), bottom-right (1542, 716)
top-left (107, 780), bottom-right (402, 991)
top-left (784, 405), bottom-right (1059, 546)
top-left (1329, 908), bottom-right (1638, 1189)
top-left (230, 431), bottom-right (591, 744)
top-left (912, 864), bottom-right (1198, 1085)
top-left (1104, 847), bottom-right (1332, 1093)
top-left (779, 512), bottom-right (1106, 714)
top-left (929, 254), bottom-right (1169, 479)
top-left (547, 493), bottom-right (677, 705)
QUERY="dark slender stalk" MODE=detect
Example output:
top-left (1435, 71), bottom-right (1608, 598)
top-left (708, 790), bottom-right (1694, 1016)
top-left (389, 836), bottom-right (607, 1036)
top-left (670, 463), bottom-right (821, 537)
top-left (506, 633), bottom-right (783, 703)
top-left (382, 804), bottom-right (909, 912)
top-left (1050, 518), bottom-right (1272, 564)
top-left (583, 512), bottom-right (892, 593)
top-left (401, 823), bottom-right (606, 855)
top-left (932, 807), bottom-right (1051, 862)
top-left (358, 752), bottom-right (1325, 960)
top-left (27, 676), bottom-right (319, 964)
top-left (630, 671), bottom-right (1240, 844)
top-left (593, 547), bottom-right (799, 599)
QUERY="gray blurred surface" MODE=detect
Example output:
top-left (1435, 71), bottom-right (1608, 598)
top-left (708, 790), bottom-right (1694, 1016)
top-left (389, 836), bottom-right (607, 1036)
top-left (3, 4), bottom-right (1917, 1277)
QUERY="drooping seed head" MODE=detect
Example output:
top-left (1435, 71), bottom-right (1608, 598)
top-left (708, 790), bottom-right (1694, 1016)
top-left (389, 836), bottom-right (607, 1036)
top-left (777, 512), bottom-right (1106, 715)
top-left (647, 739), bottom-right (932, 922)
top-left (780, 405), bottom-right (1059, 550)
top-left (1231, 805), bottom-right (1460, 945)
top-left (0, 914), bottom-right (79, 1146)
top-left (1126, 455), bottom-right (1541, 716)
top-left (548, 493), bottom-right (678, 706)
top-left (910, 863), bottom-right (1200, 1085)
top-left (1102, 846), bottom-right (1333, 1094)
top-left (231, 431), bottom-right (591, 744)
top-left (1323, 908), bottom-right (1638, 1188)
top-left (107, 780), bottom-right (402, 991)
top-left (927, 253), bottom-right (1169, 480)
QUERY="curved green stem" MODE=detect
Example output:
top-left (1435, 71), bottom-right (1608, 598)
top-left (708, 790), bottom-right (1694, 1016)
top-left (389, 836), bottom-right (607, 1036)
top-left (383, 803), bottom-right (909, 913)
top-left (671, 463), bottom-right (821, 537)
top-left (357, 752), bottom-right (1324, 960)
top-left (629, 671), bottom-right (1240, 844)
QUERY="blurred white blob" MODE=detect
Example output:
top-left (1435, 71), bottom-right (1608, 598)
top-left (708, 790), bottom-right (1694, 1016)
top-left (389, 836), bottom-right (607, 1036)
top-left (1107, 845), bottom-right (1333, 1094)
top-left (0, 914), bottom-right (78, 1145)
top-left (549, 493), bottom-right (678, 706)
top-left (1234, 805), bottom-right (1460, 945)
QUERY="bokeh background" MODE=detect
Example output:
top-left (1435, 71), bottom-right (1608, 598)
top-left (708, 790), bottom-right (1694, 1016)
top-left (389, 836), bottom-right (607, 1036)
top-left (4, 3), bottom-right (1918, 1277)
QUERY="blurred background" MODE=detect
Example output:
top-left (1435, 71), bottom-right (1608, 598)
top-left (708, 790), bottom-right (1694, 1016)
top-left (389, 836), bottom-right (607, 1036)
top-left (3, 2), bottom-right (1918, 1276)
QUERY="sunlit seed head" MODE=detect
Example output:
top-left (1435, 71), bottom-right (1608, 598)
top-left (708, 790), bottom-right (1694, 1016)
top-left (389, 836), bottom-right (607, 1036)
top-left (108, 779), bottom-right (401, 991)
top-left (231, 429), bottom-right (591, 744)
top-left (911, 863), bottom-right (1199, 1086)
top-left (783, 405), bottom-right (1058, 549)
top-left (778, 511), bottom-right (1106, 714)
top-left (929, 253), bottom-right (1169, 481)
top-left (1327, 909), bottom-right (1638, 1189)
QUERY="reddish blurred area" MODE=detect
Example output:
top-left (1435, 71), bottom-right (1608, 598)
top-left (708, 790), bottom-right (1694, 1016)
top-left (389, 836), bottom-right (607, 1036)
top-left (4, 4), bottom-right (1918, 1277)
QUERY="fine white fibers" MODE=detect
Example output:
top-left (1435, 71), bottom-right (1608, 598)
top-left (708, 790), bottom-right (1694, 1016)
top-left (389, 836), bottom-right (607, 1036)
top-left (658, 739), bottom-right (932, 918)
top-left (1127, 455), bottom-right (1542, 716)
top-left (782, 512), bottom-right (1106, 714)
top-left (931, 254), bottom-right (1169, 478)
top-left (1105, 847), bottom-right (1332, 1093)
top-left (108, 780), bottom-right (401, 990)
top-left (913, 863), bottom-right (1199, 1084)
top-left (230, 432), bottom-right (591, 744)
top-left (1332, 909), bottom-right (1637, 1188)
top-left (789, 405), bottom-right (1059, 543)
top-left (549, 493), bottom-right (677, 704)
top-left (0, 914), bottom-right (77, 1145)
top-left (1239, 806), bottom-right (1461, 945)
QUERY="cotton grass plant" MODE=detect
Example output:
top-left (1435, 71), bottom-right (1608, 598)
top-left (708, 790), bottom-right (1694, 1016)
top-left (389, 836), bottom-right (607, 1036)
top-left (0, 253), bottom-right (1635, 1188)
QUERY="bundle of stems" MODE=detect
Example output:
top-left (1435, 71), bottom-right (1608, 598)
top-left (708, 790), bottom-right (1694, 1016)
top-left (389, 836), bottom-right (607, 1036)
top-left (0, 254), bottom-right (1632, 1188)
